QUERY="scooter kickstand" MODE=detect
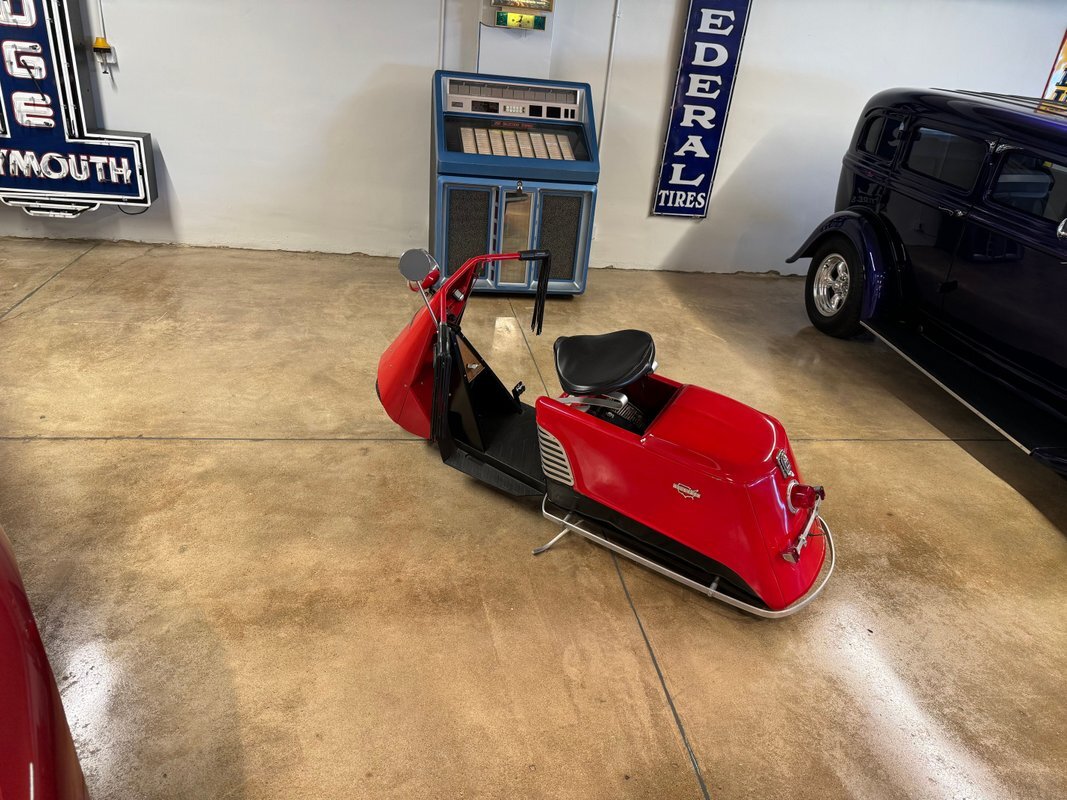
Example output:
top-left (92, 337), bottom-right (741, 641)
top-left (532, 528), bottom-right (570, 556)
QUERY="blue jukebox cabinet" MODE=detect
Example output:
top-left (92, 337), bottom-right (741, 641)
top-left (430, 70), bottom-right (600, 294)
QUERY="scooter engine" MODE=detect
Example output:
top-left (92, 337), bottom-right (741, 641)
top-left (590, 400), bottom-right (646, 434)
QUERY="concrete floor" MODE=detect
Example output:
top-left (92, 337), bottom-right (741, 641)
top-left (0, 238), bottom-right (1065, 800)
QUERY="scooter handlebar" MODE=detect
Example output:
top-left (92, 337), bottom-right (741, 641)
top-left (519, 251), bottom-right (552, 336)
top-left (433, 250), bottom-right (552, 334)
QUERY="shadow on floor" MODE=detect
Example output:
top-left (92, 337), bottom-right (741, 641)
top-left (955, 440), bottom-right (1067, 537)
top-left (657, 268), bottom-right (1067, 540)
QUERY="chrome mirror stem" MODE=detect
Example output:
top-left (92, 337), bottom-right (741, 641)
top-left (418, 285), bottom-right (438, 325)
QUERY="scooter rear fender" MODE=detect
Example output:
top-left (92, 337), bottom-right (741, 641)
top-left (535, 381), bottom-right (826, 611)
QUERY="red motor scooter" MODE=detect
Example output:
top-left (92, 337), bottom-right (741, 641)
top-left (377, 249), bottom-right (835, 617)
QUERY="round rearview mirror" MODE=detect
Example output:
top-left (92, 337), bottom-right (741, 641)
top-left (399, 249), bottom-right (439, 283)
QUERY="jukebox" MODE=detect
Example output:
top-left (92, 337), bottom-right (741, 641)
top-left (430, 70), bottom-right (600, 294)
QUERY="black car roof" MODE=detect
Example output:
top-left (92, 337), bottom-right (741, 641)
top-left (863, 88), bottom-right (1067, 154)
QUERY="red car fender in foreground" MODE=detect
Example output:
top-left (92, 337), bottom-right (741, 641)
top-left (0, 525), bottom-right (88, 800)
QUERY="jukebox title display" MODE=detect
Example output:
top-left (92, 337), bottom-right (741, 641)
top-left (430, 70), bottom-right (600, 294)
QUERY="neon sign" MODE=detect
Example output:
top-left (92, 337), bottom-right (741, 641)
top-left (0, 0), bottom-right (155, 217)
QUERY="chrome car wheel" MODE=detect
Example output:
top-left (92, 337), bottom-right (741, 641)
top-left (812, 254), bottom-right (851, 316)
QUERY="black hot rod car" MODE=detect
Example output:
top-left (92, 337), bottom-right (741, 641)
top-left (789, 88), bottom-right (1067, 475)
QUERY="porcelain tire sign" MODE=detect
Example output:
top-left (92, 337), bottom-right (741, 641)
top-left (0, 0), bottom-right (155, 217)
top-left (652, 1), bottom-right (749, 218)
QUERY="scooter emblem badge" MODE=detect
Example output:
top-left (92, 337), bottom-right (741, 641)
top-left (776, 449), bottom-right (795, 478)
top-left (673, 482), bottom-right (701, 500)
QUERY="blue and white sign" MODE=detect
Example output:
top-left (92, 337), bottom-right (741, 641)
top-left (0, 0), bottom-right (155, 217)
top-left (652, 1), bottom-right (749, 218)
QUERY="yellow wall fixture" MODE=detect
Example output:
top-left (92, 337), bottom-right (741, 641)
top-left (92, 36), bottom-right (114, 73)
top-left (495, 11), bottom-right (546, 30)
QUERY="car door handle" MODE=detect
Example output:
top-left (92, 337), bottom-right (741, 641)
top-left (938, 205), bottom-right (966, 218)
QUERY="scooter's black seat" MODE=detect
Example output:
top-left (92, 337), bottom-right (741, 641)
top-left (553, 330), bottom-right (656, 396)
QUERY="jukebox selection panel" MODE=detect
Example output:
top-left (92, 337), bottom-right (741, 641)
top-left (443, 115), bottom-right (590, 163)
top-left (458, 126), bottom-right (577, 161)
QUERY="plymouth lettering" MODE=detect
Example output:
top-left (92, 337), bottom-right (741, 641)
top-left (0, 0), bottom-right (155, 216)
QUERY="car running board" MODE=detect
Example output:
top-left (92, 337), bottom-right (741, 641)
top-left (537, 497), bottom-right (836, 619)
top-left (862, 319), bottom-right (1067, 473)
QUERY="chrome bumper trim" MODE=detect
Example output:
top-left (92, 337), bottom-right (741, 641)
top-left (540, 496), bottom-right (836, 619)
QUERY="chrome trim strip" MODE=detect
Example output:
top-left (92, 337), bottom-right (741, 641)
top-left (861, 322), bottom-right (1030, 454)
top-left (784, 479), bottom-right (800, 514)
top-left (537, 427), bottom-right (574, 486)
top-left (541, 496), bottom-right (835, 619)
top-left (540, 451), bottom-right (569, 465)
top-left (555, 391), bottom-right (628, 411)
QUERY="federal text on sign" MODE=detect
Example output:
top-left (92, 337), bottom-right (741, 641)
top-left (652, 1), bottom-right (750, 218)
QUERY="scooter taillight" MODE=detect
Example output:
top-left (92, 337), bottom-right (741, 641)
top-left (781, 483), bottom-right (826, 564)
top-left (788, 483), bottom-right (825, 513)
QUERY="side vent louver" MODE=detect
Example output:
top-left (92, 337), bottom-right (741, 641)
top-left (537, 426), bottom-right (574, 486)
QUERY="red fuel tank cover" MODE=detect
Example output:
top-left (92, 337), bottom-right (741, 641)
top-left (646, 385), bottom-right (785, 483)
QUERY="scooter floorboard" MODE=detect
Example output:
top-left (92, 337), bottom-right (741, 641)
top-left (448, 403), bottom-right (546, 497)
top-left (478, 403), bottom-right (545, 484)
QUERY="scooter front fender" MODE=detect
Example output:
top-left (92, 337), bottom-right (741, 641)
top-left (377, 307), bottom-right (436, 440)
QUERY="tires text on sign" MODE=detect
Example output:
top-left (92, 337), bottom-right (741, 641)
top-left (651, 1), bottom-right (749, 219)
top-left (0, 0), bottom-right (156, 217)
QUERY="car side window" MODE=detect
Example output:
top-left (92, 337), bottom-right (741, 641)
top-left (990, 151), bottom-right (1067, 224)
top-left (904, 126), bottom-right (987, 190)
top-left (858, 114), bottom-right (904, 161)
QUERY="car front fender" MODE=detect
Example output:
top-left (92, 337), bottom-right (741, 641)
top-left (786, 210), bottom-right (891, 320)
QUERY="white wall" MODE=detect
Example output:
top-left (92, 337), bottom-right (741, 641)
top-left (0, 0), bottom-right (1063, 273)
top-left (551, 0), bottom-right (1066, 272)
top-left (0, 0), bottom-right (443, 255)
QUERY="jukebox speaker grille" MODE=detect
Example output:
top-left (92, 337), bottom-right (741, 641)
top-left (537, 194), bottom-right (583, 282)
top-left (446, 188), bottom-right (492, 274)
